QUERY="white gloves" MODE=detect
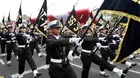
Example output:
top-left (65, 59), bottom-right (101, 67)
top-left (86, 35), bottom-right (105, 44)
top-left (68, 50), bottom-right (74, 61)
top-left (69, 38), bottom-right (83, 46)
top-left (96, 43), bottom-right (108, 48)
top-left (98, 37), bottom-right (106, 42)
top-left (44, 64), bottom-right (50, 69)
top-left (112, 40), bottom-right (116, 44)
top-left (96, 43), bottom-right (102, 48)
top-left (113, 34), bottom-right (120, 38)
top-left (68, 50), bottom-right (80, 61)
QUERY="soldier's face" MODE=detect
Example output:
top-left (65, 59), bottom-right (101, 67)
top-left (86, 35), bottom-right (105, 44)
top-left (51, 27), bottom-right (61, 36)
top-left (100, 29), bottom-right (106, 34)
top-left (20, 28), bottom-right (26, 32)
top-left (8, 27), bottom-right (13, 31)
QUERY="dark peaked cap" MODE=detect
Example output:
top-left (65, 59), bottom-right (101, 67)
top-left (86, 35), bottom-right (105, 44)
top-left (7, 25), bottom-right (13, 28)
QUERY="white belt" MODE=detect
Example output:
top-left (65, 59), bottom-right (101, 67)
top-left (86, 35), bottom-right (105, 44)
top-left (18, 45), bottom-right (29, 48)
top-left (82, 49), bottom-right (91, 53)
top-left (18, 45), bottom-right (25, 48)
top-left (6, 41), bottom-right (11, 43)
top-left (51, 58), bottom-right (62, 63)
top-left (6, 40), bottom-right (16, 43)
top-left (1, 38), bottom-right (5, 40)
top-left (100, 46), bottom-right (108, 48)
top-left (51, 58), bottom-right (68, 63)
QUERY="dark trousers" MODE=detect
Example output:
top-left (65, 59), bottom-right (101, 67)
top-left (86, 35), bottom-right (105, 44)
top-left (91, 53), bottom-right (115, 71)
top-left (49, 62), bottom-right (77, 78)
top-left (6, 43), bottom-right (17, 61)
top-left (18, 47), bottom-right (37, 74)
top-left (30, 42), bottom-right (41, 56)
top-left (46, 48), bottom-right (51, 65)
top-left (105, 49), bottom-right (127, 64)
top-left (80, 52), bottom-right (116, 78)
top-left (80, 52), bottom-right (92, 78)
top-left (0, 41), bottom-right (6, 54)
top-left (106, 48), bottom-right (116, 61)
top-left (100, 48), bottom-right (109, 71)
top-left (41, 36), bottom-right (46, 46)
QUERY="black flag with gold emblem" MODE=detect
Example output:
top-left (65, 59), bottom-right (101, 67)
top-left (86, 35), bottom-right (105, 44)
top-left (100, 0), bottom-right (140, 63)
top-left (35, 0), bottom-right (47, 38)
top-left (65, 6), bottom-right (80, 36)
top-left (16, 3), bottom-right (22, 27)
top-left (85, 12), bottom-right (93, 24)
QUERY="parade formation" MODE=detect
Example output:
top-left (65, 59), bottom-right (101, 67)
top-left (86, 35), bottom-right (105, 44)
top-left (1, 0), bottom-right (140, 78)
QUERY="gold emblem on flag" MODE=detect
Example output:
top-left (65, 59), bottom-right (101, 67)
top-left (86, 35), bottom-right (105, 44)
top-left (132, 0), bottom-right (140, 4)
top-left (0, 76), bottom-right (4, 78)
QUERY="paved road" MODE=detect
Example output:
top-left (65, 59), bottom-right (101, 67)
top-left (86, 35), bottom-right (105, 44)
top-left (1, 48), bottom-right (140, 78)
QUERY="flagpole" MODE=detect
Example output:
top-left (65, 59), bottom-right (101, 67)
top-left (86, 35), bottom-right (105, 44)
top-left (20, 0), bottom-right (23, 5)
top-left (74, 0), bottom-right (79, 7)
top-left (78, 15), bottom-right (83, 23)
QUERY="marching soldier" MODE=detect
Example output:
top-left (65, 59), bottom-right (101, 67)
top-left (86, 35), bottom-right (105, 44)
top-left (97, 26), bottom-right (109, 77)
top-left (46, 20), bottom-right (78, 78)
top-left (0, 28), bottom-right (6, 58)
top-left (30, 31), bottom-right (42, 57)
top-left (45, 28), bottom-right (52, 69)
top-left (79, 24), bottom-right (95, 78)
top-left (5, 25), bottom-right (18, 66)
top-left (16, 24), bottom-right (42, 78)
top-left (79, 24), bottom-right (129, 78)
top-left (97, 26), bottom-right (137, 72)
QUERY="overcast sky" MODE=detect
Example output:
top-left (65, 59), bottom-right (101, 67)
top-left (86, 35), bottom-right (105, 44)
top-left (0, 0), bottom-right (103, 21)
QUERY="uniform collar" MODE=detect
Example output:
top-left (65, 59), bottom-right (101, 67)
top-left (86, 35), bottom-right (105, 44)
top-left (53, 34), bottom-right (60, 39)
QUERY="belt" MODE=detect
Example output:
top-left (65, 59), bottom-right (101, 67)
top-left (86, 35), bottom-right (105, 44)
top-left (6, 40), bottom-right (16, 43)
top-left (51, 58), bottom-right (68, 63)
top-left (18, 45), bottom-right (29, 48)
top-left (6, 41), bottom-right (11, 43)
top-left (82, 49), bottom-right (91, 53)
top-left (1, 38), bottom-right (5, 40)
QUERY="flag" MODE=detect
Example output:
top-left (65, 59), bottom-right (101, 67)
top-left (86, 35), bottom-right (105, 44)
top-left (85, 12), bottom-right (93, 24)
top-left (100, 0), bottom-right (116, 10)
top-left (2, 16), bottom-right (8, 30)
top-left (2, 16), bottom-right (5, 26)
top-left (16, 3), bottom-right (22, 27)
top-left (65, 6), bottom-right (80, 36)
top-left (35, 0), bottom-right (47, 38)
top-left (60, 18), bottom-right (64, 25)
top-left (8, 11), bottom-right (10, 23)
top-left (7, 11), bottom-right (11, 25)
top-left (100, 0), bottom-right (140, 63)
